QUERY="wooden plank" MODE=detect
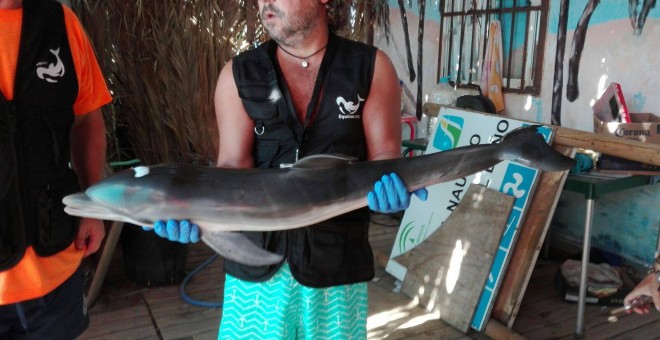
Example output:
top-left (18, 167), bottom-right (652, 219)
top-left (400, 184), bottom-right (514, 333)
top-left (79, 304), bottom-right (156, 339)
top-left (156, 312), bottom-right (221, 339)
top-left (79, 324), bottom-right (158, 340)
top-left (491, 145), bottom-right (574, 327)
top-left (554, 125), bottom-right (660, 166)
top-left (594, 318), bottom-right (660, 339)
top-left (366, 303), bottom-right (469, 340)
top-left (483, 319), bottom-right (526, 340)
top-left (512, 297), bottom-right (579, 334)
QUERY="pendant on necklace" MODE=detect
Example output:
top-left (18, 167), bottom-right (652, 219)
top-left (301, 60), bottom-right (308, 68)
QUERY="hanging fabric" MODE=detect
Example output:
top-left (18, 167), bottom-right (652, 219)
top-left (480, 20), bottom-right (504, 113)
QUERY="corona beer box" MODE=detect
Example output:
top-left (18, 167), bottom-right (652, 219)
top-left (594, 112), bottom-right (660, 174)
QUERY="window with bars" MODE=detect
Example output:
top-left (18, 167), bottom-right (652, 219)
top-left (438, 0), bottom-right (548, 95)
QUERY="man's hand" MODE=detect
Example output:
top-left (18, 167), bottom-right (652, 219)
top-left (143, 220), bottom-right (200, 244)
top-left (75, 218), bottom-right (105, 257)
top-left (624, 272), bottom-right (660, 315)
top-left (367, 173), bottom-right (428, 213)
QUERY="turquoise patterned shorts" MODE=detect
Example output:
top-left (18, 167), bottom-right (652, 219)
top-left (218, 263), bottom-right (368, 340)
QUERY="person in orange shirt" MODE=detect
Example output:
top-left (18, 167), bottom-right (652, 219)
top-left (0, 0), bottom-right (111, 337)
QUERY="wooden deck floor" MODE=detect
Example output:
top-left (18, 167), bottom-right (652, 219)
top-left (80, 220), bottom-right (660, 339)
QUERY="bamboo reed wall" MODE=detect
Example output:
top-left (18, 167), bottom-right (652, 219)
top-left (71, 0), bottom-right (390, 166)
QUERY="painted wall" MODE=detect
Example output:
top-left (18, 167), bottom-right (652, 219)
top-left (552, 183), bottom-right (659, 265)
top-left (376, 0), bottom-right (659, 265)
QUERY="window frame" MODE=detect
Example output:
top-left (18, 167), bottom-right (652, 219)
top-left (437, 0), bottom-right (549, 96)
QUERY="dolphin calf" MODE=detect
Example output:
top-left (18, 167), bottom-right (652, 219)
top-left (63, 126), bottom-right (575, 266)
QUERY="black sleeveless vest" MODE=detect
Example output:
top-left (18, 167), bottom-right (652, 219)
top-left (226, 34), bottom-right (377, 288)
top-left (0, 0), bottom-right (80, 271)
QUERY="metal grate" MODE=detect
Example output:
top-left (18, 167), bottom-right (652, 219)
top-left (437, 0), bottom-right (548, 95)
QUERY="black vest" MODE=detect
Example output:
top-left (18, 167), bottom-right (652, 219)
top-left (0, 0), bottom-right (80, 271)
top-left (226, 34), bottom-right (377, 288)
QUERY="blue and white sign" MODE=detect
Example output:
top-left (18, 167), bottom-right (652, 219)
top-left (386, 108), bottom-right (553, 331)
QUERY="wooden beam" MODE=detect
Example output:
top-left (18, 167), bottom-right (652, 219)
top-left (484, 319), bottom-right (527, 340)
top-left (553, 126), bottom-right (660, 166)
top-left (423, 103), bottom-right (660, 166)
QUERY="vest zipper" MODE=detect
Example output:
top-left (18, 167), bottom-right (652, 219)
top-left (7, 101), bottom-right (31, 240)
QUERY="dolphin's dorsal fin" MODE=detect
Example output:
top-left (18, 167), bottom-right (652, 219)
top-left (291, 154), bottom-right (357, 169)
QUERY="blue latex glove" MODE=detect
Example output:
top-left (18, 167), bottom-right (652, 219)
top-left (142, 219), bottom-right (200, 244)
top-left (367, 173), bottom-right (428, 213)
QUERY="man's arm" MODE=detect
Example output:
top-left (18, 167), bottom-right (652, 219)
top-left (362, 49), bottom-right (403, 161)
top-left (214, 60), bottom-right (255, 169)
top-left (144, 60), bottom-right (255, 243)
top-left (363, 50), bottom-right (428, 213)
top-left (70, 108), bottom-right (106, 256)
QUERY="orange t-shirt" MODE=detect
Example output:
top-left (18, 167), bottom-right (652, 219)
top-left (0, 5), bottom-right (112, 305)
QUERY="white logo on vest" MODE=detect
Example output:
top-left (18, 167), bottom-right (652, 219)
top-left (336, 94), bottom-right (364, 120)
top-left (36, 48), bottom-right (65, 83)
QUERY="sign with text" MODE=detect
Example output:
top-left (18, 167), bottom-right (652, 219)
top-left (386, 108), bottom-right (553, 331)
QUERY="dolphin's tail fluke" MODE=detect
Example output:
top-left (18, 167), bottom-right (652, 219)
top-left (500, 126), bottom-right (576, 172)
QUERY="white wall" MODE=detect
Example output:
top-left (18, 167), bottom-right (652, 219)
top-left (377, 1), bottom-right (660, 133)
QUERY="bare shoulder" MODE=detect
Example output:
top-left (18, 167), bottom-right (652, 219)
top-left (214, 59), bottom-right (254, 168)
top-left (216, 60), bottom-right (236, 92)
top-left (374, 49), bottom-right (397, 74)
top-left (214, 60), bottom-right (242, 113)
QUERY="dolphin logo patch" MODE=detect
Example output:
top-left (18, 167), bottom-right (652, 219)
top-left (336, 94), bottom-right (365, 119)
top-left (36, 48), bottom-right (65, 83)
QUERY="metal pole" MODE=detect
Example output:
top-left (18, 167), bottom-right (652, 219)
top-left (576, 197), bottom-right (594, 337)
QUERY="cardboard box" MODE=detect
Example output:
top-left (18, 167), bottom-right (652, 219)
top-left (593, 112), bottom-right (660, 144)
top-left (594, 112), bottom-right (660, 174)
top-left (592, 82), bottom-right (631, 123)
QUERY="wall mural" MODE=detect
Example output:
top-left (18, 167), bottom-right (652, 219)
top-left (630, 0), bottom-right (658, 35)
top-left (397, 0), bottom-right (416, 83)
top-left (395, 0), bottom-right (429, 120)
top-left (415, 0), bottom-right (426, 119)
top-left (551, 0), bottom-right (656, 126)
top-left (566, 0), bottom-right (600, 103)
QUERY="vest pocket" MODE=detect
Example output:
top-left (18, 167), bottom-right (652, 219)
top-left (35, 178), bottom-right (79, 255)
top-left (41, 108), bottom-right (74, 168)
top-left (301, 219), bottom-right (371, 274)
top-left (302, 223), bottom-right (344, 273)
top-left (237, 84), bottom-right (279, 120)
top-left (0, 197), bottom-right (25, 269)
top-left (253, 139), bottom-right (279, 169)
top-left (0, 171), bottom-right (27, 269)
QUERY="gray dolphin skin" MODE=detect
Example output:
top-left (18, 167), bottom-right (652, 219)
top-left (63, 126), bottom-right (575, 266)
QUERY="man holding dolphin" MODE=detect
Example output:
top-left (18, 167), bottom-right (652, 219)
top-left (149, 0), bottom-right (426, 338)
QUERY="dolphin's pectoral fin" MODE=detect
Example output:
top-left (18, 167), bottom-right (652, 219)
top-left (201, 231), bottom-right (283, 267)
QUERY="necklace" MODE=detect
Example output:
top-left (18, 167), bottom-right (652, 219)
top-left (278, 44), bottom-right (328, 68)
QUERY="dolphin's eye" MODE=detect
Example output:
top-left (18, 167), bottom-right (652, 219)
top-left (133, 166), bottom-right (150, 178)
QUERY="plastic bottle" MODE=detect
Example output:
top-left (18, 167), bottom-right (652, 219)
top-left (425, 76), bottom-right (457, 137)
top-left (428, 76), bottom-right (458, 106)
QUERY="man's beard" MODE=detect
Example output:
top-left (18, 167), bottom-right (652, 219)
top-left (260, 3), bottom-right (319, 48)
